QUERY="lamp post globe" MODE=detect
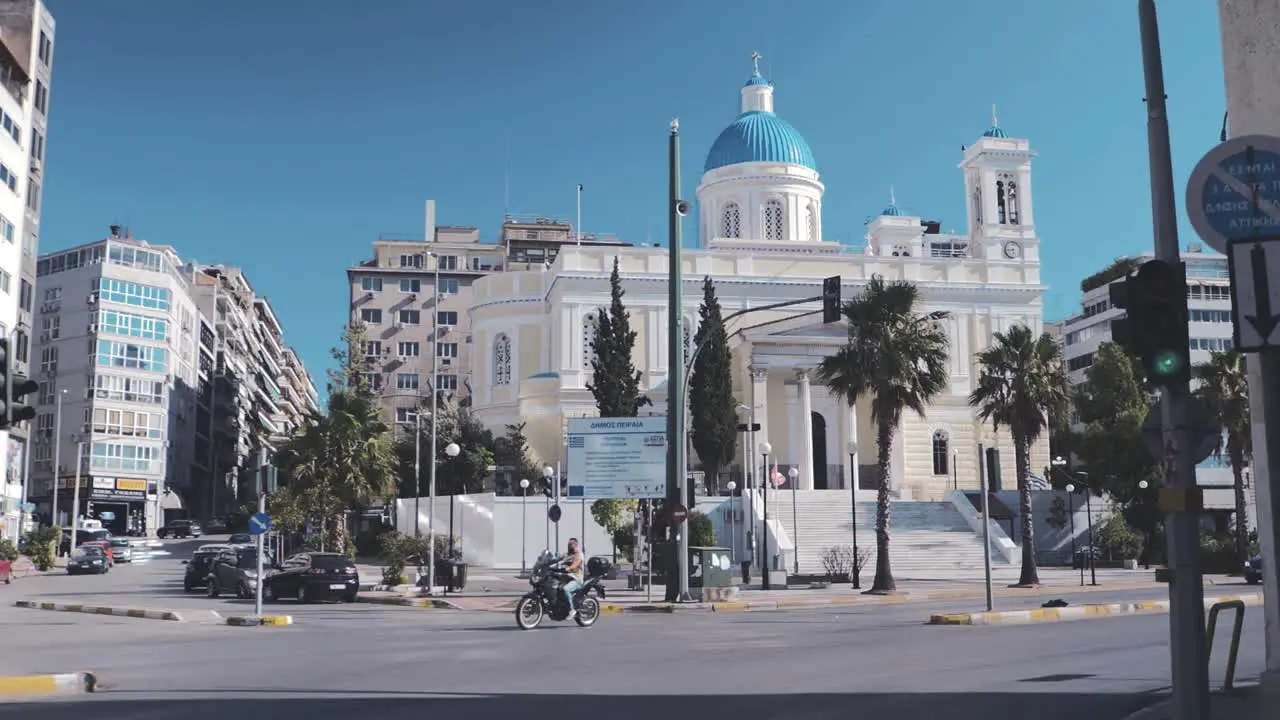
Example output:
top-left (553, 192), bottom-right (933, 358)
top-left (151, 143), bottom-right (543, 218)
top-left (788, 467), bottom-right (799, 481)
top-left (445, 443), bottom-right (460, 458)
top-left (758, 442), bottom-right (772, 456)
top-left (542, 466), bottom-right (554, 480)
top-left (519, 478), bottom-right (530, 490)
top-left (726, 481), bottom-right (737, 492)
top-left (846, 441), bottom-right (857, 456)
top-left (1138, 480), bottom-right (1149, 489)
top-left (1066, 484), bottom-right (1075, 493)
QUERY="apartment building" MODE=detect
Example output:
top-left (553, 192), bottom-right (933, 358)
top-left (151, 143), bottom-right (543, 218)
top-left (26, 230), bottom-right (318, 535)
top-left (347, 201), bottom-right (631, 426)
top-left (0, 0), bottom-right (54, 539)
top-left (1058, 244), bottom-right (1243, 518)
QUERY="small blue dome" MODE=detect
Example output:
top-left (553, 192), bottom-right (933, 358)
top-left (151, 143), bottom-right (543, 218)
top-left (744, 74), bottom-right (770, 87)
top-left (983, 124), bottom-right (1008, 138)
top-left (704, 111), bottom-right (816, 172)
top-left (881, 205), bottom-right (903, 217)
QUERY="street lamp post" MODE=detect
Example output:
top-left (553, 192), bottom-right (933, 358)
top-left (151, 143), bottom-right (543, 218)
top-left (1079, 471), bottom-right (1098, 587)
top-left (413, 411), bottom-right (422, 536)
top-left (1066, 483), bottom-right (1080, 586)
top-left (519, 478), bottom-right (530, 575)
top-left (443, 442), bottom-right (461, 594)
top-left (847, 440), bottom-right (860, 589)
top-left (1138, 480), bottom-right (1150, 569)
top-left (726, 481), bottom-right (738, 563)
top-left (69, 439), bottom-right (85, 550)
top-left (425, 248), bottom-right (442, 594)
top-left (787, 466), bottom-right (800, 575)
top-left (758, 442), bottom-right (772, 589)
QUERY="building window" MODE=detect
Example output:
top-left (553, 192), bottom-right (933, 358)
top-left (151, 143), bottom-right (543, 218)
top-left (362, 372), bottom-right (383, 390)
top-left (494, 333), bottom-right (512, 385)
top-left (88, 441), bottom-right (159, 473)
top-left (94, 339), bottom-right (168, 373)
top-left (86, 407), bottom-right (166, 439)
top-left (92, 374), bottom-right (164, 405)
top-left (38, 31), bottom-right (51, 67)
top-left (396, 373), bottom-right (419, 390)
top-left (97, 278), bottom-right (171, 310)
top-left (721, 202), bottom-right (741, 238)
top-left (0, 163), bottom-right (16, 193)
top-left (18, 278), bottom-right (30, 311)
top-left (30, 128), bottom-right (42, 161)
top-left (94, 310), bottom-right (168, 341)
top-left (395, 407), bottom-right (418, 425)
top-left (397, 309), bottom-right (421, 325)
top-left (360, 308), bottom-right (382, 324)
top-left (0, 269), bottom-right (11, 294)
top-left (435, 374), bottom-right (459, 392)
top-left (34, 80), bottom-right (46, 115)
top-left (399, 254), bottom-right (423, 269)
top-left (40, 315), bottom-right (59, 340)
top-left (0, 111), bottom-right (19, 146)
top-left (437, 342), bottom-right (458, 358)
top-left (583, 312), bottom-right (598, 368)
top-left (363, 340), bottom-right (382, 358)
top-left (438, 255), bottom-right (458, 271)
top-left (39, 346), bottom-right (57, 374)
top-left (932, 430), bottom-right (950, 476)
top-left (0, 214), bottom-right (13, 243)
top-left (37, 382), bottom-right (52, 405)
top-left (764, 199), bottom-right (784, 241)
top-left (400, 278), bottom-right (421, 293)
top-left (15, 329), bottom-right (27, 363)
top-left (437, 311), bottom-right (458, 326)
top-left (996, 173), bottom-right (1020, 225)
top-left (26, 179), bottom-right (38, 213)
top-left (360, 277), bottom-right (383, 292)
top-left (439, 278), bottom-right (460, 295)
top-left (397, 341), bottom-right (420, 357)
top-left (805, 205), bottom-right (816, 242)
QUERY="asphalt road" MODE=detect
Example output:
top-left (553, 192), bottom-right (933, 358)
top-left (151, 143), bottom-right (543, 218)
top-left (0, 536), bottom-right (1264, 720)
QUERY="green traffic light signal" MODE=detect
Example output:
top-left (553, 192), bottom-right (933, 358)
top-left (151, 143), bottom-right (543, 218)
top-left (1151, 349), bottom-right (1185, 377)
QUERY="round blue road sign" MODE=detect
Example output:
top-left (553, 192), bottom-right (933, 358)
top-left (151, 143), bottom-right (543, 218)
top-left (249, 512), bottom-right (272, 535)
top-left (1187, 134), bottom-right (1280, 254)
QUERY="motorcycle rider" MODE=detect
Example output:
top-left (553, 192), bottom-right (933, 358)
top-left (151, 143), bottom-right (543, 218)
top-left (559, 538), bottom-right (585, 616)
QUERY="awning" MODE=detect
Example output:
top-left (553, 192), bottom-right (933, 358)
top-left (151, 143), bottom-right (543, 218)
top-left (160, 491), bottom-right (185, 510)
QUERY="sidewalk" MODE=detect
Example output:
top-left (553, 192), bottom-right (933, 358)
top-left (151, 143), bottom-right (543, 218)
top-left (1127, 683), bottom-right (1268, 719)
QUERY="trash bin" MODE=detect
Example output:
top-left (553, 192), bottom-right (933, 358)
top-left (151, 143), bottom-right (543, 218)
top-left (434, 559), bottom-right (455, 589)
top-left (450, 561), bottom-right (468, 591)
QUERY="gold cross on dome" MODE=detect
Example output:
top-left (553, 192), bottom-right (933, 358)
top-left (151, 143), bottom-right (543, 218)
top-left (751, 52), bottom-right (762, 75)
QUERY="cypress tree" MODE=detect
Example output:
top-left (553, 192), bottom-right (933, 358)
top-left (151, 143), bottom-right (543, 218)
top-left (689, 277), bottom-right (737, 495)
top-left (587, 257), bottom-right (650, 417)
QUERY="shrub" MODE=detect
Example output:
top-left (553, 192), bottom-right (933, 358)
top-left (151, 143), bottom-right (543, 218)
top-left (19, 526), bottom-right (59, 571)
top-left (0, 538), bottom-right (19, 562)
top-left (688, 511), bottom-right (716, 547)
top-left (1096, 508), bottom-right (1143, 562)
top-left (820, 544), bottom-right (871, 581)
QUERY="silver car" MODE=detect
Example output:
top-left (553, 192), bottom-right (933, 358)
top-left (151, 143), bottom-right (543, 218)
top-left (108, 537), bottom-right (133, 563)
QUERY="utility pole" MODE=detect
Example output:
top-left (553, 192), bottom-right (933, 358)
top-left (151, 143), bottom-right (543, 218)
top-left (666, 118), bottom-right (691, 602)
top-left (1137, 3), bottom-right (1210, 717)
top-left (1218, 0), bottom-right (1280, 696)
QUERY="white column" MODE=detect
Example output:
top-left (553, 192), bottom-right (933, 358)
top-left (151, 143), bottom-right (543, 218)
top-left (847, 401), bottom-right (860, 494)
top-left (750, 366), bottom-right (769, 484)
top-left (796, 370), bottom-right (815, 491)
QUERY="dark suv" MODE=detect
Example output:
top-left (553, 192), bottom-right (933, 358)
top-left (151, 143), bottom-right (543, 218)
top-left (183, 545), bottom-right (229, 591)
top-left (263, 552), bottom-right (359, 603)
top-left (159, 520), bottom-right (202, 539)
top-left (207, 546), bottom-right (273, 599)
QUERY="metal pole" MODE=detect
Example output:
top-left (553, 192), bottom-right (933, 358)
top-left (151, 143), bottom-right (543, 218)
top-left (761, 452), bottom-right (771, 590)
top-left (645, 501), bottom-right (653, 602)
top-left (1068, 493), bottom-right (1079, 585)
top-left (427, 253), bottom-right (440, 594)
top-left (667, 118), bottom-right (691, 603)
top-left (729, 489), bottom-right (736, 563)
top-left (1216, 0), bottom-right (1280, 693)
top-left (69, 441), bottom-right (83, 551)
top-left (850, 450), bottom-right (860, 589)
top-left (254, 489), bottom-right (265, 618)
top-left (1086, 490), bottom-right (1099, 586)
top-left (580, 496), bottom-right (586, 552)
top-left (520, 486), bottom-right (527, 575)
top-left (790, 472), bottom-right (799, 575)
top-left (554, 462), bottom-right (561, 550)
top-left (1138, 2), bottom-right (1209, 716)
top-left (50, 389), bottom-right (62, 530)
top-left (978, 442), bottom-right (993, 612)
top-left (544, 493), bottom-right (550, 550)
top-left (414, 410), bottom-right (421, 536)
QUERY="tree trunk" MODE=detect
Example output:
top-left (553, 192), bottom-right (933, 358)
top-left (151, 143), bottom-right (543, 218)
top-left (868, 420), bottom-right (896, 594)
top-left (327, 512), bottom-right (348, 557)
top-left (1231, 450), bottom-right (1249, 571)
top-left (1013, 431), bottom-right (1040, 586)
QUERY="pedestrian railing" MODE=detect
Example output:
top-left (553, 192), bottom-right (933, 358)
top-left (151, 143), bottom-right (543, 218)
top-left (1205, 599), bottom-right (1246, 691)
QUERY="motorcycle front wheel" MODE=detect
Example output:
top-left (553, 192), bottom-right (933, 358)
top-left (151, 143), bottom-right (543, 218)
top-left (574, 596), bottom-right (601, 628)
top-left (515, 596), bottom-right (544, 630)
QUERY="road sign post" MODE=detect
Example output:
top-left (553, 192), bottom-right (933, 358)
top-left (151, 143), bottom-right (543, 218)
top-left (251, 501), bottom-right (269, 619)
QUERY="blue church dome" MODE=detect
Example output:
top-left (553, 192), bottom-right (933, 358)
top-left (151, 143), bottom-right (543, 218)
top-left (983, 124), bottom-right (1008, 138)
top-left (881, 204), bottom-right (903, 217)
top-left (744, 75), bottom-right (770, 87)
top-left (704, 111), bottom-right (817, 173)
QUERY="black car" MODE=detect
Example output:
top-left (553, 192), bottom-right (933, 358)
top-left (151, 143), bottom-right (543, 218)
top-left (158, 520), bottom-right (202, 539)
top-left (207, 546), bottom-right (274, 599)
top-left (1244, 555), bottom-right (1264, 584)
top-left (263, 552), bottom-right (359, 603)
top-left (182, 545), bottom-right (230, 591)
top-left (228, 533), bottom-right (252, 545)
top-left (66, 546), bottom-right (109, 575)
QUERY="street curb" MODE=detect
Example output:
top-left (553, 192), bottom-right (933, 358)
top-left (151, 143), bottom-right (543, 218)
top-left (13, 600), bottom-right (183, 622)
top-left (224, 615), bottom-right (293, 627)
top-left (0, 672), bottom-right (97, 696)
top-left (929, 592), bottom-right (1264, 626)
top-left (355, 596), bottom-right (462, 610)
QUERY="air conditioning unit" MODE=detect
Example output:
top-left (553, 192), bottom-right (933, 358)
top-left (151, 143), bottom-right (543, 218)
top-left (87, 323), bottom-right (98, 333)
top-left (441, 358), bottom-right (452, 366)
top-left (39, 331), bottom-right (48, 341)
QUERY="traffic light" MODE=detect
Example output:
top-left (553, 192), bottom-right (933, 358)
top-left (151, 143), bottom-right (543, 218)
top-left (985, 448), bottom-right (1001, 491)
top-left (687, 475), bottom-right (696, 509)
top-left (1109, 260), bottom-right (1190, 389)
top-left (0, 337), bottom-right (37, 430)
top-left (822, 276), bottom-right (842, 323)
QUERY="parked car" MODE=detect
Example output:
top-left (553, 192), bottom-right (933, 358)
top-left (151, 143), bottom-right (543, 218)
top-left (262, 552), bottom-right (359, 603)
top-left (67, 546), bottom-right (109, 575)
top-left (80, 540), bottom-right (114, 566)
top-left (60, 528), bottom-right (110, 556)
top-left (183, 545), bottom-right (230, 592)
top-left (207, 546), bottom-right (273, 599)
top-left (228, 533), bottom-right (252, 545)
top-left (109, 537), bottom-right (134, 563)
top-left (158, 520), bottom-right (202, 539)
top-left (1244, 555), bottom-right (1264, 584)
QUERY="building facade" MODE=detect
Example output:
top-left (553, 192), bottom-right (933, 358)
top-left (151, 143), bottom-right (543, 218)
top-left (0, 0), bottom-right (53, 539)
top-left (462, 61), bottom-right (1049, 501)
top-left (346, 201), bottom-right (629, 427)
top-left (27, 231), bottom-right (318, 535)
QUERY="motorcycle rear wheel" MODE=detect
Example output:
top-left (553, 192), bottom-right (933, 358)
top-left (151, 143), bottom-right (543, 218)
top-left (574, 596), bottom-right (601, 628)
top-left (515, 596), bottom-right (543, 630)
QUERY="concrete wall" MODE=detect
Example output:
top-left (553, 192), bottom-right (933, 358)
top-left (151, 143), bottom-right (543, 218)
top-left (993, 490), bottom-right (1117, 565)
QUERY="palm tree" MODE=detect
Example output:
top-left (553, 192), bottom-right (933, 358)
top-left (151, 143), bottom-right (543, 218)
top-left (969, 325), bottom-right (1070, 587)
top-left (1194, 350), bottom-right (1251, 569)
top-left (280, 390), bottom-right (398, 552)
top-left (817, 277), bottom-right (950, 594)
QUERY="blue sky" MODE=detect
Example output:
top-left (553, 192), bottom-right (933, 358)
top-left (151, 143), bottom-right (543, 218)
top-left (40, 0), bottom-right (1226, 387)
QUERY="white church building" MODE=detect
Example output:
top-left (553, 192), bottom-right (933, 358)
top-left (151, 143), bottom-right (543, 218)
top-left (459, 59), bottom-right (1053, 576)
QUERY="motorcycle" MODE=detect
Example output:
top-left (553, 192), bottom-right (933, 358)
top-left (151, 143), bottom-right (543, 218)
top-left (514, 550), bottom-right (608, 630)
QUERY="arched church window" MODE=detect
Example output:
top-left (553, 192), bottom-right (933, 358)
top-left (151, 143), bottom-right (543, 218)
top-left (805, 205), bottom-right (815, 242)
top-left (493, 333), bottom-right (512, 386)
top-left (721, 203), bottom-right (741, 239)
top-left (971, 184), bottom-right (983, 226)
top-left (764, 199), bottom-right (784, 241)
top-left (583, 312), bottom-right (598, 369)
top-left (932, 430), bottom-right (950, 476)
top-left (995, 180), bottom-right (1007, 224)
top-left (998, 172), bottom-right (1020, 225)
